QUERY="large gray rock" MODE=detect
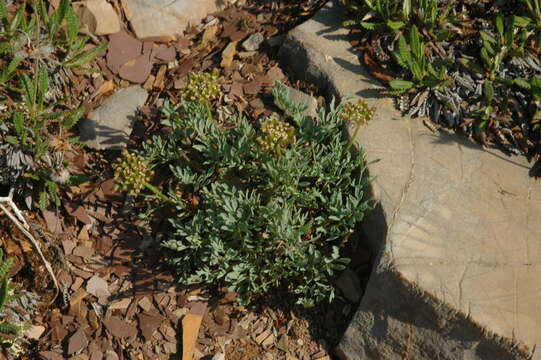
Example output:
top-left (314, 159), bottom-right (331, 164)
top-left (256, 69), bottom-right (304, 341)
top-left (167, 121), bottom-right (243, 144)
top-left (121, 0), bottom-right (228, 39)
top-left (279, 2), bottom-right (541, 359)
top-left (79, 86), bottom-right (148, 150)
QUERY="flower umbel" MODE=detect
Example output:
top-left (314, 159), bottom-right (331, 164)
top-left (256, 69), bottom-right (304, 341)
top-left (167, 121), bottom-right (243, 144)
top-left (256, 117), bottom-right (296, 155)
top-left (113, 151), bottom-right (153, 195)
top-left (341, 100), bottom-right (376, 151)
top-left (341, 100), bottom-right (376, 126)
top-left (182, 70), bottom-right (222, 104)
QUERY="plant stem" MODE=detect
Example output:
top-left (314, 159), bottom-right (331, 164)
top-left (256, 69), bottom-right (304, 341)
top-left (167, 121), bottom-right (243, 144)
top-left (205, 102), bottom-right (212, 121)
top-left (143, 182), bottom-right (170, 202)
top-left (346, 121), bottom-right (363, 152)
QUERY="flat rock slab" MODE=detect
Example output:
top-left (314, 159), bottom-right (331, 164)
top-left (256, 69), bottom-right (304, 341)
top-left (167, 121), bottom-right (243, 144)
top-left (122, 0), bottom-right (228, 39)
top-left (279, 2), bottom-right (541, 359)
top-left (79, 86), bottom-right (148, 150)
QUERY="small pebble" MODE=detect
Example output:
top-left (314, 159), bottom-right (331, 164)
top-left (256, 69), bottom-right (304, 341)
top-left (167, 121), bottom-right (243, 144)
top-left (242, 33), bottom-right (265, 51)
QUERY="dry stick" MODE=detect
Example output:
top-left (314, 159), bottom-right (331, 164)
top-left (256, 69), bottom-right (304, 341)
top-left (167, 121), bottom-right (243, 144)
top-left (0, 189), bottom-right (60, 295)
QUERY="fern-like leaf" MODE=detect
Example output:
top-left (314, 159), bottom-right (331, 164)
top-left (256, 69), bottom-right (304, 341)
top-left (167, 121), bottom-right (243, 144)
top-left (63, 107), bottom-right (84, 129)
top-left (395, 34), bottom-right (411, 69)
top-left (38, 191), bottom-right (48, 212)
top-left (0, 322), bottom-right (20, 335)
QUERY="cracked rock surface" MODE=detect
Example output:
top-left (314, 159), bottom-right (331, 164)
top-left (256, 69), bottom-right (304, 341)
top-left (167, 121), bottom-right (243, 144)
top-left (279, 2), bottom-right (541, 359)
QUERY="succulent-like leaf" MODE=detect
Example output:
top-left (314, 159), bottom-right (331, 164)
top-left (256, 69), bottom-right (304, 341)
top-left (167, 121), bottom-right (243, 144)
top-left (389, 79), bottom-right (414, 92)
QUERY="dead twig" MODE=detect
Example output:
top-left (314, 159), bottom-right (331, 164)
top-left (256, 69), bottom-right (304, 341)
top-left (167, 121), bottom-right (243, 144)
top-left (0, 188), bottom-right (59, 298)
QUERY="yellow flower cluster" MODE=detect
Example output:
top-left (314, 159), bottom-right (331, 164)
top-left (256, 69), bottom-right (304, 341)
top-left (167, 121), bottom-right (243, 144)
top-left (256, 118), bottom-right (295, 155)
top-left (113, 151), bottom-right (153, 195)
top-left (182, 70), bottom-right (221, 103)
top-left (341, 100), bottom-right (376, 126)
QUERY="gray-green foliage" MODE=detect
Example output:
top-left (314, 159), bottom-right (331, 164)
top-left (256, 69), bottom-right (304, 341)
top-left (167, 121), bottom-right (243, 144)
top-left (143, 83), bottom-right (372, 307)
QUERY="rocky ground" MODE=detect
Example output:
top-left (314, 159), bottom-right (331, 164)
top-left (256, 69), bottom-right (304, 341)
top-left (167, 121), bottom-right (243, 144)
top-left (0, 0), bottom-right (373, 359)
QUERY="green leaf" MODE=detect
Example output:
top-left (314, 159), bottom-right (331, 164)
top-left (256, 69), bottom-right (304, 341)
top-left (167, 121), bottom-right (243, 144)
top-left (0, 275), bottom-right (9, 310)
top-left (56, 0), bottom-right (70, 26)
top-left (21, 73), bottom-right (36, 108)
top-left (0, 322), bottom-right (21, 335)
top-left (65, 6), bottom-right (80, 44)
top-left (49, 0), bottom-right (70, 39)
top-left (512, 15), bottom-right (531, 27)
top-left (9, 3), bottom-right (25, 32)
top-left (483, 80), bottom-right (494, 103)
top-left (35, 0), bottom-right (49, 26)
top-left (0, 42), bottom-right (12, 54)
top-left (495, 14), bottom-right (504, 39)
top-left (389, 79), bottom-right (414, 91)
top-left (0, 0), bottom-right (7, 27)
top-left (386, 20), bottom-right (405, 31)
top-left (13, 112), bottom-right (24, 135)
top-left (409, 25), bottom-right (422, 60)
top-left (480, 31), bottom-right (497, 46)
top-left (411, 61), bottom-right (424, 81)
top-left (38, 191), bottom-right (48, 212)
top-left (63, 107), bottom-right (85, 129)
top-left (480, 47), bottom-right (492, 69)
top-left (402, 0), bottom-right (411, 18)
top-left (5, 136), bottom-right (19, 145)
top-left (37, 66), bottom-right (49, 107)
top-left (0, 256), bottom-right (12, 310)
top-left (395, 34), bottom-right (411, 68)
top-left (360, 21), bottom-right (379, 30)
top-left (531, 75), bottom-right (541, 90)
top-left (63, 43), bottom-right (108, 68)
top-left (458, 58), bottom-right (484, 74)
top-left (6, 56), bottom-right (23, 73)
top-left (513, 78), bottom-right (531, 89)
